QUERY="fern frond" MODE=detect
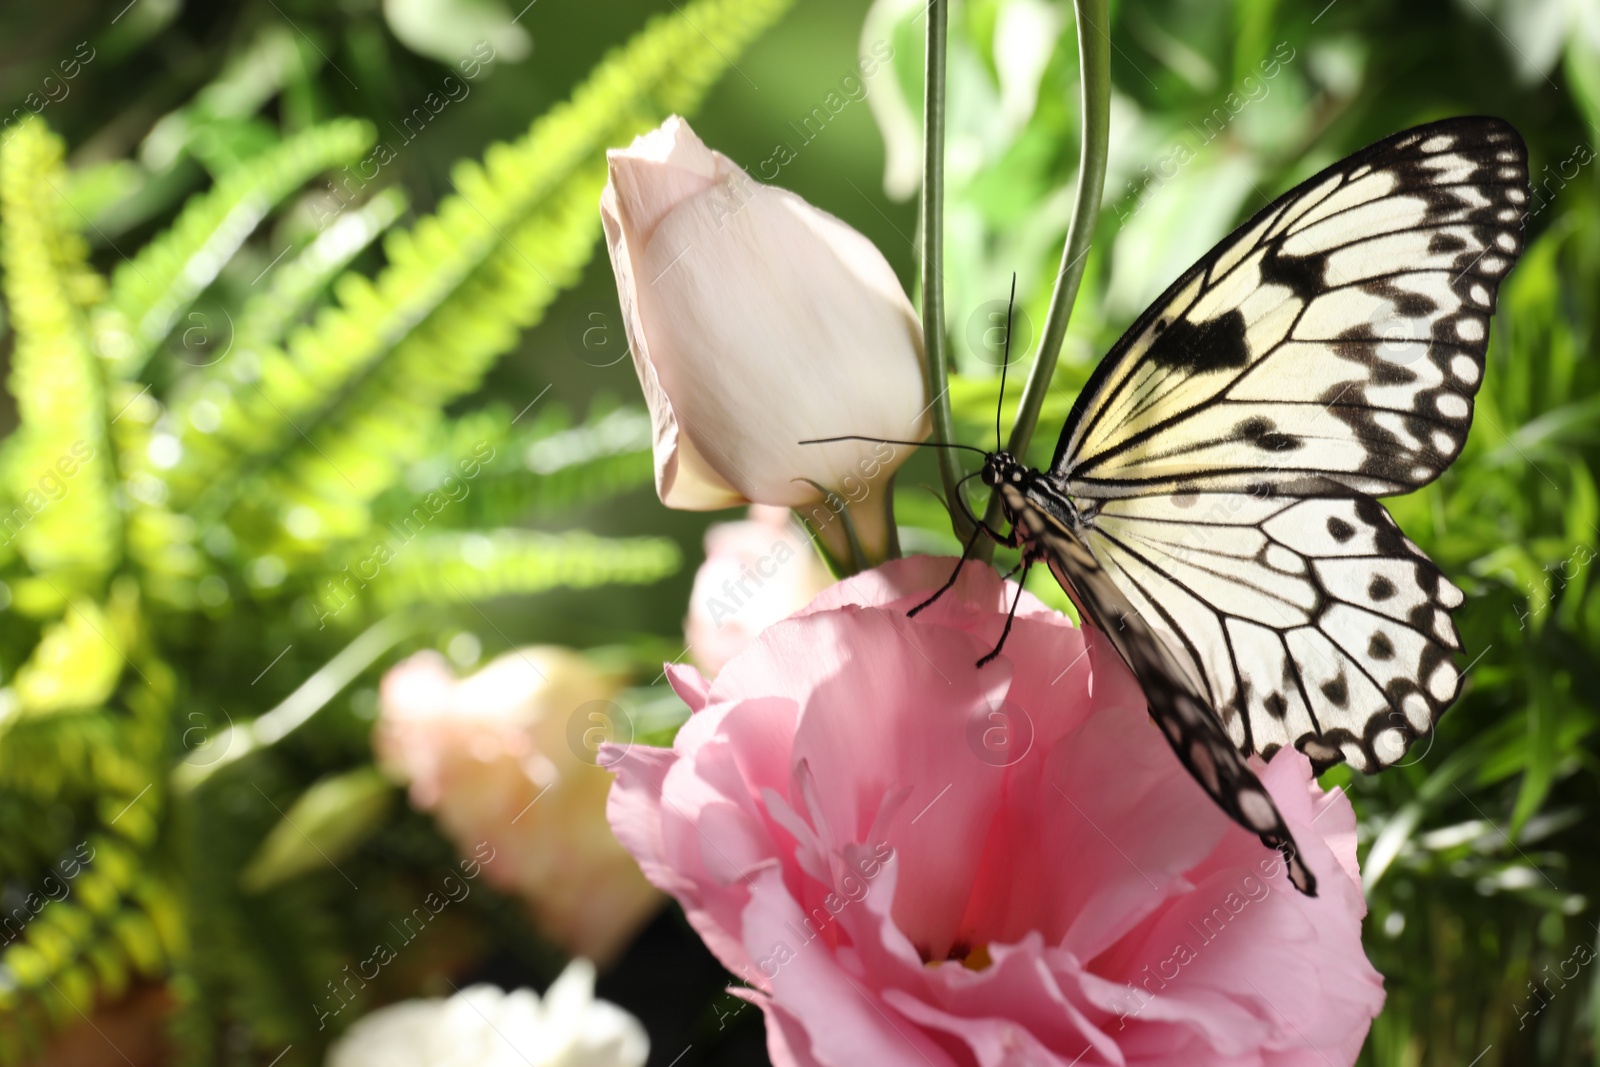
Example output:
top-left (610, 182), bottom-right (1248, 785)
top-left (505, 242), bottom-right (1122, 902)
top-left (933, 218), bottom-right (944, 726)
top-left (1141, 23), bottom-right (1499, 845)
top-left (0, 118), bottom-right (119, 590)
top-left (163, 187), bottom-right (409, 515)
top-left (140, 23), bottom-right (308, 173)
top-left (236, 185), bottom-right (409, 350)
top-left (502, 405), bottom-right (653, 513)
top-left (332, 529), bottom-right (679, 612)
top-left (100, 119), bottom-right (376, 375)
top-left (373, 404), bottom-right (653, 532)
top-left (178, 0), bottom-right (793, 549)
top-left (11, 601), bottom-right (125, 715)
top-left (0, 835), bottom-right (180, 1060)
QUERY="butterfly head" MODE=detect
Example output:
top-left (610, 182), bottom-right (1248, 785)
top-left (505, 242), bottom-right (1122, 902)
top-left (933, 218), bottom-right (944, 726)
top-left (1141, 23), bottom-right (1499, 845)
top-left (980, 450), bottom-right (1027, 489)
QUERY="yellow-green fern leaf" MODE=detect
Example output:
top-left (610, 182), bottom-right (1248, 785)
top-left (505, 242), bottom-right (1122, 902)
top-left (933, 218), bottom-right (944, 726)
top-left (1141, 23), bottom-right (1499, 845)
top-left (100, 119), bottom-right (376, 374)
top-left (164, 187), bottom-right (409, 511)
top-left (0, 118), bottom-right (119, 588)
top-left (12, 600), bottom-right (126, 715)
top-left (354, 529), bottom-right (680, 612)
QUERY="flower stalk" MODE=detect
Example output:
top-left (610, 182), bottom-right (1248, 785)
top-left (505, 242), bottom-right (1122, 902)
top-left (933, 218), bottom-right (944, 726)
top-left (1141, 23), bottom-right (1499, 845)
top-left (919, 0), bottom-right (970, 538)
top-left (975, 0), bottom-right (1111, 558)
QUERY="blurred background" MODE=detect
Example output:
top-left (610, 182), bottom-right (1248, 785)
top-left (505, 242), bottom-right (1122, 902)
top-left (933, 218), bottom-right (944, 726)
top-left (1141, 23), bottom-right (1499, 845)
top-left (0, 0), bottom-right (1595, 1063)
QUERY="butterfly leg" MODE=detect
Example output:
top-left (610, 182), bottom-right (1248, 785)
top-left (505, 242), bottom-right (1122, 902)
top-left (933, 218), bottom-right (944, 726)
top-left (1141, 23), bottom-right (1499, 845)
top-left (908, 523), bottom-right (985, 617)
top-left (976, 556), bottom-right (1033, 668)
top-left (910, 472), bottom-right (1022, 617)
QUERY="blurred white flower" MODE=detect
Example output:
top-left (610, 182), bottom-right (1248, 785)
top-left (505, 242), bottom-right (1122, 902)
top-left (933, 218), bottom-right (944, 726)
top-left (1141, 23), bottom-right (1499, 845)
top-left (376, 648), bottom-right (660, 965)
top-left (600, 115), bottom-right (926, 551)
top-left (685, 505), bottom-right (833, 675)
top-left (326, 959), bottom-right (647, 1067)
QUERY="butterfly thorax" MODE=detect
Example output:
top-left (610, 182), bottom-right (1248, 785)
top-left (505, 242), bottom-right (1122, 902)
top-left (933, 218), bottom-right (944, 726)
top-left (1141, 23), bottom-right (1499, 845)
top-left (981, 452), bottom-right (1083, 540)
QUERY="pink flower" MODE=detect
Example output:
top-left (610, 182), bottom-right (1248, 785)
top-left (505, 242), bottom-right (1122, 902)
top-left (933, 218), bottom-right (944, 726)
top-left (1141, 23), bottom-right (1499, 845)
top-left (685, 505), bottom-right (835, 676)
top-left (608, 557), bottom-right (1384, 1066)
top-left (377, 648), bottom-right (661, 965)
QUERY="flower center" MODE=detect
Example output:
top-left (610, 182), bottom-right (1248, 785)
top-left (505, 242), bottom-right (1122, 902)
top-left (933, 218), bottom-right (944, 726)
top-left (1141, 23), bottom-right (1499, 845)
top-left (922, 941), bottom-right (994, 972)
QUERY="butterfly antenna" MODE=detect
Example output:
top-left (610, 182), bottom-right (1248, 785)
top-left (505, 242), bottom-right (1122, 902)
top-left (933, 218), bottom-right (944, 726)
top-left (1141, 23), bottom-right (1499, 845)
top-left (996, 272), bottom-right (1016, 453)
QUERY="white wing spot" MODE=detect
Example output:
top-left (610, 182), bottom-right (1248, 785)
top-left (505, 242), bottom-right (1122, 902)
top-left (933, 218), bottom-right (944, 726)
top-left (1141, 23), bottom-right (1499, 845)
top-left (1469, 284), bottom-right (1490, 306)
top-left (1341, 741), bottom-right (1371, 772)
top-left (1436, 393), bottom-right (1470, 419)
top-left (1498, 209), bottom-right (1518, 222)
top-left (1411, 465), bottom-right (1434, 481)
top-left (1499, 167), bottom-right (1520, 179)
top-left (1430, 430), bottom-right (1454, 453)
top-left (1403, 692), bottom-right (1432, 731)
top-left (1508, 188), bottom-right (1527, 204)
top-left (1438, 580), bottom-right (1465, 608)
top-left (1239, 789), bottom-right (1278, 830)
top-left (1455, 317), bottom-right (1485, 342)
top-left (1480, 256), bottom-right (1506, 274)
top-left (1495, 232), bottom-right (1517, 251)
top-left (1496, 150), bottom-right (1517, 161)
top-left (1420, 135), bottom-right (1453, 152)
top-left (1433, 608), bottom-right (1455, 642)
top-left (1428, 662), bottom-right (1459, 701)
top-left (1450, 354), bottom-right (1480, 383)
top-left (1375, 728), bottom-right (1407, 763)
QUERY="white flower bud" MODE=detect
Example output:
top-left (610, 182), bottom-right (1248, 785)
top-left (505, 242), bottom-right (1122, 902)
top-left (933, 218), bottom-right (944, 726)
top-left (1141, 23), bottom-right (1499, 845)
top-left (600, 116), bottom-right (927, 524)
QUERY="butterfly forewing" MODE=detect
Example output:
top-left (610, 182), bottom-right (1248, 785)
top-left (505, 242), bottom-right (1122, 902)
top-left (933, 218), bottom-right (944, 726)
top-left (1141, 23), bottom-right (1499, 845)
top-left (1055, 117), bottom-right (1527, 499)
top-left (1045, 117), bottom-right (1525, 792)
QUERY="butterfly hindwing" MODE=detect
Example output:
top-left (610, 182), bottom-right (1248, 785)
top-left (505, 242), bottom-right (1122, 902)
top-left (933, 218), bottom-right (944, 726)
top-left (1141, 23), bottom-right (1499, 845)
top-left (1081, 491), bottom-right (1464, 773)
top-left (1013, 506), bottom-right (1317, 895)
top-left (1055, 117), bottom-right (1527, 499)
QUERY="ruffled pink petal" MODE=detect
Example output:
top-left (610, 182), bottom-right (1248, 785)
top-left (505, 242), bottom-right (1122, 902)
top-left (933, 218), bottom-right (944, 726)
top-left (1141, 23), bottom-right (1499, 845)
top-left (665, 662), bottom-right (714, 713)
top-left (607, 557), bottom-right (1384, 1067)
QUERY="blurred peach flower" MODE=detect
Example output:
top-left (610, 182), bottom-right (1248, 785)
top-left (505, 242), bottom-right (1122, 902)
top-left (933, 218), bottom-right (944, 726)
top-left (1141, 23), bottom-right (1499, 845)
top-left (600, 115), bottom-right (926, 562)
top-left (685, 505), bottom-right (833, 675)
top-left (376, 647), bottom-right (660, 965)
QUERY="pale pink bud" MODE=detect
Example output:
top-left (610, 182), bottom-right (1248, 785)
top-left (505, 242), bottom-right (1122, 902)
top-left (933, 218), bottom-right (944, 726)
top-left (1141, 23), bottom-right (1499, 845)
top-left (684, 505), bottom-right (833, 676)
top-left (600, 116), bottom-right (927, 515)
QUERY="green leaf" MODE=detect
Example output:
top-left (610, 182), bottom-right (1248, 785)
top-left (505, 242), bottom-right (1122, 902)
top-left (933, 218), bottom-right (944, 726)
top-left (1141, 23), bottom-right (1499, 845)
top-left (239, 769), bottom-right (394, 893)
top-left (139, 24), bottom-right (312, 173)
top-left (1510, 671), bottom-right (1566, 835)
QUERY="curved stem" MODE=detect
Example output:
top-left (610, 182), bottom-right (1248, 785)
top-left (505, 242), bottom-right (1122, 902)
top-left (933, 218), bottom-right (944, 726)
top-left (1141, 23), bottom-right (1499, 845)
top-left (976, 0), bottom-right (1110, 556)
top-left (919, 0), bottom-right (971, 539)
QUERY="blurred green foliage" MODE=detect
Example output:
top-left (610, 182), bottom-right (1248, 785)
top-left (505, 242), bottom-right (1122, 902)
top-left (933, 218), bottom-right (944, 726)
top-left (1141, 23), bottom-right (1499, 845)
top-left (0, 0), bottom-right (792, 1061)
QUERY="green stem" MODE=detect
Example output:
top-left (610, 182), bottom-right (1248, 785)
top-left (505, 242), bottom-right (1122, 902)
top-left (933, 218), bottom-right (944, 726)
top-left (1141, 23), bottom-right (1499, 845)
top-left (919, 0), bottom-right (970, 538)
top-left (976, 0), bottom-right (1110, 558)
